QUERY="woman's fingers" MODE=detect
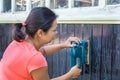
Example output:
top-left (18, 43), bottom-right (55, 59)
top-left (68, 37), bottom-right (80, 43)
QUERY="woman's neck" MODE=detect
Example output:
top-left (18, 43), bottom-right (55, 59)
top-left (26, 37), bottom-right (41, 51)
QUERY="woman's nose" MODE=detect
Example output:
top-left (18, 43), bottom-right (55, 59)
top-left (56, 31), bottom-right (58, 34)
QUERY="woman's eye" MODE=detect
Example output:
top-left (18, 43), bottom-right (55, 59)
top-left (53, 30), bottom-right (57, 32)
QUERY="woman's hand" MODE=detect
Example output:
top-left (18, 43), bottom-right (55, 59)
top-left (62, 37), bottom-right (80, 48)
top-left (69, 65), bottom-right (82, 78)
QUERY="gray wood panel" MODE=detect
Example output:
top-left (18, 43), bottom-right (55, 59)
top-left (91, 25), bottom-right (102, 80)
top-left (0, 24), bottom-right (120, 80)
top-left (112, 25), bottom-right (120, 80)
top-left (101, 25), bottom-right (113, 80)
top-left (0, 24), bottom-right (13, 59)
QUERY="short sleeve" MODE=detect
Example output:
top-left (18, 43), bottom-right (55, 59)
top-left (27, 53), bottom-right (47, 73)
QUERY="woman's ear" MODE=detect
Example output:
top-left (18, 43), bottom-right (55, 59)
top-left (36, 29), bottom-right (43, 37)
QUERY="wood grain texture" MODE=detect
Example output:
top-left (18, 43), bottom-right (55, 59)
top-left (0, 24), bottom-right (120, 80)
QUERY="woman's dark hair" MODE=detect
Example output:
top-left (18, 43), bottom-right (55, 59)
top-left (13, 7), bottom-right (57, 42)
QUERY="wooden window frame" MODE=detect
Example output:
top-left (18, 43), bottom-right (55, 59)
top-left (52, 0), bottom-right (120, 24)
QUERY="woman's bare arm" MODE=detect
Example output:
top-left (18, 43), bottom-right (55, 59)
top-left (30, 66), bottom-right (50, 80)
top-left (30, 65), bottom-right (81, 80)
top-left (39, 43), bottom-right (64, 55)
top-left (39, 37), bottom-right (80, 55)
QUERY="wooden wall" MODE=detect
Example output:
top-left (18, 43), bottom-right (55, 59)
top-left (0, 24), bottom-right (13, 59)
top-left (0, 24), bottom-right (120, 80)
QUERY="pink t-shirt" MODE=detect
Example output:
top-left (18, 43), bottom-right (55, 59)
top-left (0, 40), bottom-right (47, 80)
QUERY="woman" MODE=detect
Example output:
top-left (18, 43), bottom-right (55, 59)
top-left (0, 7), bottom-right (81, 80)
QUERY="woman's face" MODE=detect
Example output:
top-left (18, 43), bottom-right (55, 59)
top-left (41, 19), bottom-right (58, 44)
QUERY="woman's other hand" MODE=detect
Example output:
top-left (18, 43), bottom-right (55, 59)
top-left (69, 65), bottom-right (82, 78)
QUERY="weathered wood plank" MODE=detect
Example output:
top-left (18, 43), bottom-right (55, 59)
top-left (112, 25), bottom-right (120, 80)
top-left (46, 49), bottom-right (53, 78)
top-left (91, 25), bottom-right (102, 80)
top-left (59, 24), bottom-right (68, 75)
top-left (0, 24), bottom-right (13, 59)
top-left (100, 25), bottom-right (113, 80)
